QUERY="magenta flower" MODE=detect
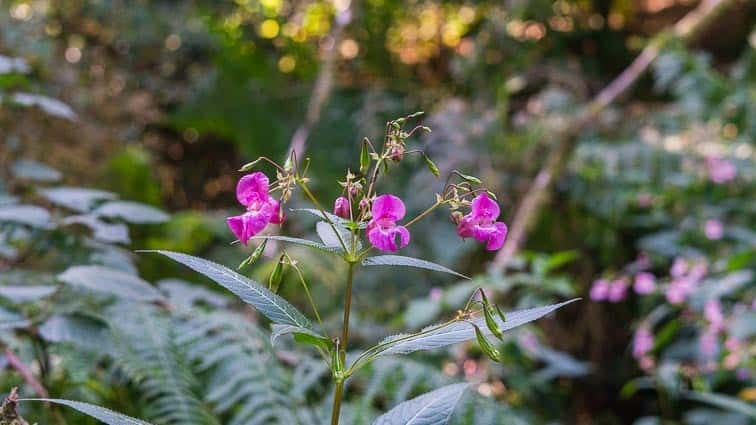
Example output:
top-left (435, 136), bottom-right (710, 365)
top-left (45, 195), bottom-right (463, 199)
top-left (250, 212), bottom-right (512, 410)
top-left (632, 327), bottom-right (654, 359)
top-left (333, 196), bottom-right (351, 219)
top-left (589, 279), bottom-right (610, 301)
top-left (457, 193), bottom-right (508, 251)
top-left (704, 299), bottom-right (724, 331)
top-left (366, 194), bottom-right (410, 252)
top-left (633, 272), bottom-right (656, 295)
top-left (607, 279), bottom-right (628, 303)
top-left (227, 172), bottom-right (285, 245)
top-left (706, 156), bottom-right (736, 184)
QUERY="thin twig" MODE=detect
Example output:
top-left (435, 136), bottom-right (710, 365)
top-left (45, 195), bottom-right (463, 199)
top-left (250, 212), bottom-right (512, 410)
top-left (491, 0), bottom-right (740, 271)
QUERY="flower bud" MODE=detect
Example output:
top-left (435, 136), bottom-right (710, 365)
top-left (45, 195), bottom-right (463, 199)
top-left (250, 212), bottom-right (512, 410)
top-left (333, 196), bottom-right (351, 219)
top-left (389, 145), bottom-right (404, 162)
top-left (359, 197), bottom-right (370, 213)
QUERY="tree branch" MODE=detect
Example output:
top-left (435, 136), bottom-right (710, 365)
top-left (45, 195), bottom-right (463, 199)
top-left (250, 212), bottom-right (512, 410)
top-left (492, 0), bottom-right (740, 271)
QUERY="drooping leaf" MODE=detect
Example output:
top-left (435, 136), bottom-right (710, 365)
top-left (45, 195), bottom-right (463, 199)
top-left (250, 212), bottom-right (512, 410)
top-left (144, 250), bottom-right (312, 328)
top-left (40, 187), bottom-right (117, 213)
top-left (0, 204), bottom-right (52, 228)
top-left (684, 391), bottom-right (756, 418)
top-left (0, 285), bottom-right (57, 303)
top-left (93, 201), bottom-right (169, 224)
top-left (11, 159), bottom-right (62, 182)
top-left (58, 265), bottom-right (164, 302)
top-left (375, 299), bottom-right (579, 357)
top-left (21, 399), bottom-right (154, 424)
top-left (362, 255), bottom-right (469, 279)
top-left (372, 383), bottom-right (468, 425)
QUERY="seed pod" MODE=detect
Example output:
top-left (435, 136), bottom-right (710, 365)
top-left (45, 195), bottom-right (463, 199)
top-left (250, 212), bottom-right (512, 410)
top-left (238, 239), bottom-right (267, 270)
top-left (268, 254), bottom-right (286, 293)
top-left (479, 290), bottom-right (503, 340)
top-left (474, 325), bottom-right (501, 362)
top-left (422, 153), bottom-right (440, 177)
top-left (389, 145), bottom-right (404, 162)
top-left (360, 140), bottom-right (370, 174)
top-left (239, 158), bottom-right (264, 171)
top-left (458, 172), bottom-right (482, 185)
top-left (495, 305), bottom-right (507, 323)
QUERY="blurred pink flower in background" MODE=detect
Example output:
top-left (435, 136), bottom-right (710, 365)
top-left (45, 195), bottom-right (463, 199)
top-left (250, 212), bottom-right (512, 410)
top-left (699, 328), bottom-right (719, 358)
top-left (632, 327), bottom-right (653, 359)
top-left (590, 279), bottom-right (610, 301)
top-left (607, 279), bottom-right (628, 303)
top-left (704, 299), bottom-right (725, 331)
top-left (706, 156), bottom-right (736, 184)
top-left (670, 258), bottom-right (688, 278)
top-left (704, 219), bottom-right (724, 240)
top-left (633, 272), bottom-right (656, 295)
top-left (428, 287), bottom-right (443, 301)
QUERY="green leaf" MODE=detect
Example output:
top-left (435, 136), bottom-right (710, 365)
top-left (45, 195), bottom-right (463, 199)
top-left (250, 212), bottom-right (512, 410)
top-left (0, 306), bottom-right (29, 329)
top-left (238, 239), bottom-right (267, 270)
top-left (20, 399), bottom-right (154, 425)
top-left (11, 159), bottom-right (62, 182)
top-left (40, 186), bottom-right (117, 213)
top-left (374, 299), bottom-right (579, 357)
top-left (145, 251), bottom-right (312, 328)
top-left (38, 314), bottom-right (114, 353)
top-left (58, 265), bottom-right (164, 302)
top-left (63, 214), bottom-right (131, 244)
top-left (93, 201), bottom-right (169, 224)
top-left (360, 139), bottom-right (370, 173)
top-left (684, 391), bottom-right (756, 418)
top-left (0, 285), bottom-right (57, 303)
top-left (0, 204), bottom-right (52, 228)
top-left (422, 153), bottom-right (440, 177)
top-left (372, 383), bottom-right (468, 425)
top-left (270, 324), bottom-right (331, 350)
top-left (474, 325), bottom-right (501, 361)
top-left (268, 254), bottom-right (286, 293)
top-left (250, 235), bottom-right (338, 254)
top-left (362, 255), bottom-right (469, 279)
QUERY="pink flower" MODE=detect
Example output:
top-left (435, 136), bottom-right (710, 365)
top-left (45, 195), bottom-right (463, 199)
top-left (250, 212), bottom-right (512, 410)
top-left (457, 193), bottom-right (508, 251)
top-left (688, 262), bottom-right (707, 283)
top-left (607, 279), bottom-right (628, 303)
top-left (704, 219), bottom-right (724, 240)
top-left (700, 328), bottom-right (719, 358)
top-left (333, 196), bottom-right (351, 219)
top-left (428, 287), bottom-right (443, 301)
top-left (589, 279), bottom-right (610, 301)
top-left (227, 172), bottom-right (285, 245)
top-left (670, 258), bottom-right (688, 278)
top-left (633, 327), bottom-right (654, 359)
top-left (665, 279), bottom-right (690, 305)
top-left (704, 299), bottom-right (724, 331)
top-left (367, 194), bottom-right (410, 252)
top-left (706, 156), bottom-right (736, 184)
top-left (633, 272), bottom-right (656, 295)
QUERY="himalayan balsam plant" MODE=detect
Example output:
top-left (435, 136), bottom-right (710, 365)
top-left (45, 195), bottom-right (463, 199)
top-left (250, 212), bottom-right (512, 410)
top-left (9, 114), bottom-right (577, 425)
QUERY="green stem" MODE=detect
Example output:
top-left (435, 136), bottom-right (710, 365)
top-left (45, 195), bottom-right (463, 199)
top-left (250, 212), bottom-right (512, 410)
top-left (330, 262), bottom-right (356, 425)
top-left (299, 180), bottom-right (350, 253)
top-left (404, 201), bottom-right (444, 228)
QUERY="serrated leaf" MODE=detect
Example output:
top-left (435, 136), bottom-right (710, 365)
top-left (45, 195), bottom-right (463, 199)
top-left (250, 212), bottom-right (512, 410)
top-left (372, 383), bottom-right (468, 425)
top-left (93, 201), bottom-right (169, 224)
top-left (375, 299), bottom-right (579, 357)
top-left (362, 255), bottom-right (469, 279)
top-left (145, 250), bottom-right (312, 328)
top-left (0, 204), bottom-right (52, 228)
top-left (20, 399), bottom-right (154, 425)
top-left (270, 324), bottom-right (330, 350)
top-left (58, 265), bottom-right (164, 302)
top-left (11, 159), bottom-right (62, 182)
top-left (40, 187), bottom-right (117, 212)
top-left (0, 285), bottom-right (57, 303)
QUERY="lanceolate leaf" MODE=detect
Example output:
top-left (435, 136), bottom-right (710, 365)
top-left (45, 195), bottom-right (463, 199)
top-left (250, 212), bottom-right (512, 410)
top-left (58, 265), bottom-right (164, 302)
top-left (145, 251), bottom-right (312, 329)
top-left (684, 391), bottom-right (756, 418)
top-left (250, 235), bottom-right (337, 254)
top-left (20, 399), bottom-right (154, 425)
top-left (372, 383), bottom-right (468, 425)
top-left (40, 187), bottom-right (117, 213)
top-left (270, 324), bottom-right (332, 350)
top-left (375, 299), bottom-right (579, 357)
top-left (93, 201), bottom-right (169, 224)
top-left (362, 255), bottom-right (469, 279)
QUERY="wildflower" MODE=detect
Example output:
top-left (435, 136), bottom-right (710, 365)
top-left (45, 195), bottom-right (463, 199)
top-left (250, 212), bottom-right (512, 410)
top-left (227, 172), bottom-right (285, 245)
top-left (704, 299), bottom-right (725, 331)
top-left (607, 279), bottom-right (628, 303)
top-left (632, 327), bottom-right (653, 359)
top-left (333, 196), bottom-right (351, 219)
top-left (366, 194), bottom-right (410, 252)
top-left (704, 219), bottom-right (724, 240)
top-left (706, 156), bottom-right (736, 184)
top-left (670, 258), bottom-right (688, 278)
top-left (665, 279), bottom-right (690, 305)
top-left (633, 272), bottom-right (656, 295)
top-left (589, 279), bottom-right (609, 301)
top-left (456, 193), bottom-right (508, 251)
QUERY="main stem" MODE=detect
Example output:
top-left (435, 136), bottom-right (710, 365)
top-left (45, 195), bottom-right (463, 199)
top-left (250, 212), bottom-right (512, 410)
top-left (331, 262), bottom-right (355, 425)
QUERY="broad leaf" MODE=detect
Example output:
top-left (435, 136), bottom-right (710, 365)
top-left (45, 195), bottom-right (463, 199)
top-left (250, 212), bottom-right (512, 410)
top-left (63, 214), bottom-right (131, 244)
top-left (316, 221), bottom-right (358, 251)
top-left (684, 391), bottom-right (756, 418)
top-left (0, 204), bottom-right (51, 228)
top-left (58, 265), bottom-right (164, 302)
top-left (11, 159), bottom-right (62, 182)
top-left (375, 299), bottom-right (579, 357)
top-left (40, 187), bottom-right (117, 213)
top-left (145, 250), bottom-right (312, 328)
top-left (0, 285), bottom-right (57, 303)
top-left (93, 201), bottom-right (169, 224)
top-left (372, 383), bottom-right (468, 425)
top-left (362, 255), bottom-right (469, 279)
top-left (38, 314), bottom-right (114, 354)
top-left (20, 399), bottom-right (153, 425)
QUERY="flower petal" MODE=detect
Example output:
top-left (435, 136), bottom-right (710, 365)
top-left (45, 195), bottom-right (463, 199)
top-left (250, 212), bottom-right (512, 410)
top-left (471, 222), bottom-right (507, 251)
top-left (227, 211), bottom-right (270, 245)
top-left (268, 198), bottom-right (286, 224)
top-left (367, 222), bottom-right (410, 252)
top-left (372, 194), bottom-right (406, 221)
top-left (470, 192), bottom-right (500, 221)
top-left (456, 215), bottom-right (475, 238)
top-left (236, 172), bottom-right (270, 206)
